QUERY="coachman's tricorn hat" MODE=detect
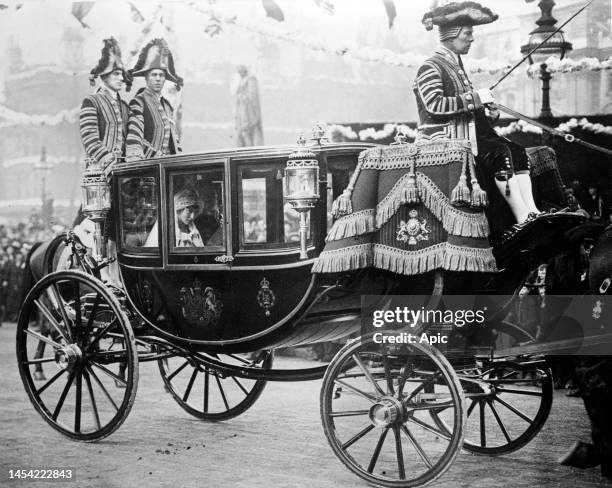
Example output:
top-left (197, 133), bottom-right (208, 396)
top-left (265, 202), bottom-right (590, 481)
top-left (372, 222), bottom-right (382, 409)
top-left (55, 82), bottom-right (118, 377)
top-left (130, 38), bottom-right (183, 90)
top-left (422, 2), bottom-right (498, 40)
top-left (89, 37), bottom-right (132, 89)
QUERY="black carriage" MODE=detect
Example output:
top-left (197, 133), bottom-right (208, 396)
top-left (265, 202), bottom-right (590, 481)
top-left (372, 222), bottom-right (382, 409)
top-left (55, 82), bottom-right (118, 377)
top-left (16, 134), bottom-right (611, 487)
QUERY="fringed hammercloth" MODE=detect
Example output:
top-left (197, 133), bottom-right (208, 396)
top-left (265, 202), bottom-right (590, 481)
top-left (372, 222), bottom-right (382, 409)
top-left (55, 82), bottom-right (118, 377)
top-left (526, 146), bottom-right (568, 209)
top-left (313, 139), bottom-right (498, 275)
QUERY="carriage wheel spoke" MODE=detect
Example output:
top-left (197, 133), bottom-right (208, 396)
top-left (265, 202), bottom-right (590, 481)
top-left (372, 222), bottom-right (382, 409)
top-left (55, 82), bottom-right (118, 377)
top-left (381, 353), bottom-right (395, 395)
top-left (52, 370), bottom-right (75, 421)
top-left (73, 281), bottom-right (82, 329)
top-left (333, 379), bottom-right (376, 403)
top-left (34, 299), bottom-right (69, 343)
top-left (231, 376), bottom-right (249, 396)
top-left (342, 424), bottom-right (375, 450)
top-left (467, 398), bottom-right (478, 417)
top-left (204, 369), bottom-right (210, 413)
top-left (352, 354), bottom-right (386, 398)
top-left (24, 329), bottom-right (62, 349)
top-left (24, 356), bottom-right (56, 365)
top-left (91, 361), bottom-right (126, 386)
top-left (401, 425), bottom-right (433, 469)
top-left (488, 400), bottom-right (512, 443)
top-left (479, 401), bottom-right (486, 447)
top-left (75, 369), bottom-right (83, 433)
top-left (329, 409), bottom-right (370, 418)
top-left (86, 365), bottom-right (119, 412)
top-left (167, 360), bottom-right (190, 382)
top-left (215, 375), bottom-right (230, 410)
top-left (494, 396), bottom-right (533, 424)
top-left (182, 367), bottom-right (199, 402)
top-left (496, 387), bottom-right (542, 396)
top-left (405, 373), bottom-right (440, 403)
top-left (50, 283), bottom-right (74, 342)
top-left (86, 319), bottom-right (119, 352)
top-left (393, 426), bottom-right (406, 479)
top-left (36, 369), bottom-right (66, 395)
top-left (86, 293), bottom-right (101, 329)
top-left (367, 428), bottom-right (389, 473)
top-left (408, 415), bottom-right (452, 440)
top-left (83, 369), bottom-right (101, 431)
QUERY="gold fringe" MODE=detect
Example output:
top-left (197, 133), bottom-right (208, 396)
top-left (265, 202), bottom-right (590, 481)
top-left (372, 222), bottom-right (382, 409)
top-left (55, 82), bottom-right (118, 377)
top-left (359, 139), bottom-right (471, 170)
top-left (326, 209), bottom-right (376, 241)
top-left (375, 173), bottom-right (489, 238)
top-left (313, 242), bottom-right (497, 275)
top-left (311, 244), bottom-right (373, 273)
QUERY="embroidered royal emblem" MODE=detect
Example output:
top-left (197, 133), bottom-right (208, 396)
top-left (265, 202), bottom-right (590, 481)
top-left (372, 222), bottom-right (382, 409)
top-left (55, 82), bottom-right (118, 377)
top-left (141, 279), bottom-right (154, 314)
top-left (257, 277), bottom-right (276, 317)
top-left (179, 279), bottom-right (223, 326)
top-left (396, 209), bottom-right (430, 246)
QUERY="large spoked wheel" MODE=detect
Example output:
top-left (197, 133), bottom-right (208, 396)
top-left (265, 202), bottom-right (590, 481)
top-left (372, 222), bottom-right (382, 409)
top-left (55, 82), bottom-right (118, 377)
top-left (16, 270), bottom-right (138, 441)
top-left (158, 351), bottom-right (273, 421)
top-left (432, 360), bottom-right (553, 455)
top-left (321, 338), bottom-right (466, 488)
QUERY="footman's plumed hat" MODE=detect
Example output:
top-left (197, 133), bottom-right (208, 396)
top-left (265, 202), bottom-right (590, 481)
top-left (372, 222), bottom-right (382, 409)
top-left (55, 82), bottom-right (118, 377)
top-left (130, 38), bottom-right (183, 90)
top-left (89, 37), bottom-right (132, 89)
top-left (422, 2), bottom-right (498, 41)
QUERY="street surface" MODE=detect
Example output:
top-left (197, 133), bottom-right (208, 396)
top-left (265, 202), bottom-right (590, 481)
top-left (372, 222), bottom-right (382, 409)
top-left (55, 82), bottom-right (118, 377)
top-left (1, 321), bottom-right (610, 488)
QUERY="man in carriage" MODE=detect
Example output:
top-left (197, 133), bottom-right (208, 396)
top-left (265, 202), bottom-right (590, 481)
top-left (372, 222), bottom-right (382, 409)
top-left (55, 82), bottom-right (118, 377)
top-left (414, 1), bottom-right (543, 242)
top-left (125, 38), bottom-right (183, 162)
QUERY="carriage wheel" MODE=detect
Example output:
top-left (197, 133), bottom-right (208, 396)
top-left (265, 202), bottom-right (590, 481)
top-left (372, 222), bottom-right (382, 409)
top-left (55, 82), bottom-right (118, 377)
top-left (321, 338), bottom-right (466, 487)
top-left (430, 323), bottom-right (553, 455)
top-left (16, 270), bottom-right (138, 441)
top-left (158, 351), bottom-right (273, 421)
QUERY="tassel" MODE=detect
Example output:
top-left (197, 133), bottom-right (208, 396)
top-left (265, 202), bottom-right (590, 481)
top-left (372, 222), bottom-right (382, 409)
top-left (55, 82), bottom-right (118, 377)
top-left (451, 157), bottom-right (470, 207)
top-left (467, 154), bottom-right (487, 208)
top-left (403, 159), bottom-right (420, 204)
top-left (331, 189), bottom-right (353, 218)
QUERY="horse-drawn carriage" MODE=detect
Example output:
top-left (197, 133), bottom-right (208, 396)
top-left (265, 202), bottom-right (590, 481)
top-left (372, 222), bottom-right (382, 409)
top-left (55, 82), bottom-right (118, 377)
top-left (16, 131), bottom-right (611, 487)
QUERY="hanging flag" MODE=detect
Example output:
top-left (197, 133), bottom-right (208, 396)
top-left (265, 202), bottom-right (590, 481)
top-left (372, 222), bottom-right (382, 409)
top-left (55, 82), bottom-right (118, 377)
top-left (312, 0), bottom-right (334, 14)
top-left (262, 0), bottom-right (284, 22)
top-left (381, 0), bottom-right (396, 29)
top-left (71, 2), bottom-right (94, 28)
top-left (128, 2), bottom-right (144, 23)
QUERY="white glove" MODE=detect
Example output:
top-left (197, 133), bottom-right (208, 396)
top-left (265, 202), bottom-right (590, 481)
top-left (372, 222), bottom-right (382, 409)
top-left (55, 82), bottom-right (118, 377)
top-left (476, 88), bottom-right (495, 105)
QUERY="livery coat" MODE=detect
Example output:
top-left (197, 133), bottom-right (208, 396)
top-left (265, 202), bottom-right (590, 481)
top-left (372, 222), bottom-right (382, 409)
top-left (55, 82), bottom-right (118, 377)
top-left (126, 87), bottom-right (181, 161)
top-left (79, 86), bottom-right (129, 169)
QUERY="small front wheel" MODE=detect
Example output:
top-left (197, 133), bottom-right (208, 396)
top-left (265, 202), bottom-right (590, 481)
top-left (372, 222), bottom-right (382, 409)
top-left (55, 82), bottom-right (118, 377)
top-left (321, 338), bottom-right (466, 487)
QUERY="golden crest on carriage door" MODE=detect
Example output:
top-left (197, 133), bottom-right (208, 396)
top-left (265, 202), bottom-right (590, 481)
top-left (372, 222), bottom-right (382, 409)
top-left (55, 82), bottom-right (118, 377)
top-left (257, 277), bottom-right (276, 317)
top-left (396, 209), bottom-right (430, 246)
top-left (179, 278), bottom-right (223, 326)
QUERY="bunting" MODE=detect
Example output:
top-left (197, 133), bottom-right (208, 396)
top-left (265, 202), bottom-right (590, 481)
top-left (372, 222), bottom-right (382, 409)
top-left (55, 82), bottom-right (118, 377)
top-left (262, 0), bottom-right (284, 22)
top-left (71, 2), bottom-right (94, 28)
top-left (381, 0), bottom-right (396, 29)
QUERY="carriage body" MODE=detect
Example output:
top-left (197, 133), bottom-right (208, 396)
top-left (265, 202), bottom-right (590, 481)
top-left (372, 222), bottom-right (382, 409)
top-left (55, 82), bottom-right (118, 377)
top-left (111, 142), bottom-right (382, 353)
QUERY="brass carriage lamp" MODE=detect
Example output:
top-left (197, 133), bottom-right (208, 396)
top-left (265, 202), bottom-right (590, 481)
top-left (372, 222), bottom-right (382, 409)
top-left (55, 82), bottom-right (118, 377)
top-left (284, 135), bottom-right (320, 259)
top-left (81, 158), bottom-right (111, 261)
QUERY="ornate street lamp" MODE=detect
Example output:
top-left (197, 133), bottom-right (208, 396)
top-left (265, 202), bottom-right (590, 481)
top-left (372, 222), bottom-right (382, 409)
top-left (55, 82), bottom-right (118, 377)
top-left (521, 0), bottom-right (572, 119)
top-left (283, 135), bottom-right (320, 259)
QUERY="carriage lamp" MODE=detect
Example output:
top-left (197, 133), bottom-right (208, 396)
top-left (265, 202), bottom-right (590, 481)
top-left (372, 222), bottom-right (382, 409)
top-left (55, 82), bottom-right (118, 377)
top-left (284, 135), bottom-right (320, 259)
top-left (81, 158), bottom-right (111, 261)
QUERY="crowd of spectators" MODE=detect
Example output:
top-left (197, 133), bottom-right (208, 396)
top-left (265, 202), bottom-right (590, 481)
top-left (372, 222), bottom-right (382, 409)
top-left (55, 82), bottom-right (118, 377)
top-left (0, 214), bottom-right (67, 325)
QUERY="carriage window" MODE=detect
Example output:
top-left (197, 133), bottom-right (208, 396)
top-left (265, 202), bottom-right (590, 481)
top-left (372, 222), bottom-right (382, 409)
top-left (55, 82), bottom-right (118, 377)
top-left (170, 169), bottom-right (225, 251)
top-left (239, 164), bottom-right (310, 248)
top-left (327, 159), bottom-right (355, 231)
top-left (119, 176), bottom-right (159, 252)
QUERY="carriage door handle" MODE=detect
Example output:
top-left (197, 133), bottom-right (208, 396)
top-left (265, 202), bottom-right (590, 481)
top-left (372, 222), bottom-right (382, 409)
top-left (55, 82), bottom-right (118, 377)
top-left (214, 255), bottom-right (234, 264)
